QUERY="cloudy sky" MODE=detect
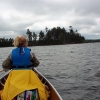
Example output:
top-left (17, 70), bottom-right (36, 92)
top-left (0, 0), bottom-right (100, 39)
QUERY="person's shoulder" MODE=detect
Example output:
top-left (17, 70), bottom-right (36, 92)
top-left (12, 47), bottom-right (17, 51)
top-left (25, 47), bottom-right (31, 51)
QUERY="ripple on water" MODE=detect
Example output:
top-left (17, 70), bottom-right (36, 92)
top-left (1, 43), bottom-right (100, 100)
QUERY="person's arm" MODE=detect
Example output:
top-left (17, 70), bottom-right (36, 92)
top-left (30, 52), bottom-right (40, 67)
top-left (2, 54), bottom-right (13, 71)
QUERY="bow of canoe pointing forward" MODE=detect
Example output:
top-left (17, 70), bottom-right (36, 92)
top-left (0, 69), bottom-right (63, 100)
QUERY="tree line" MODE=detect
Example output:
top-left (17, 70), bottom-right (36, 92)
top-left (0, 26), bottom-right (85, 47)
top-left (27, 26), bottom-right (85, 46)
top-left (0, 38), bottom-right (13, 47)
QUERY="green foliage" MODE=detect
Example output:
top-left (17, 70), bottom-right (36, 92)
top-left (0, 26), bottom-right (86, 47)
top-left (26, 26), bottom-right (85, 46)
top-left (0, 38), bottom-right (13, 47)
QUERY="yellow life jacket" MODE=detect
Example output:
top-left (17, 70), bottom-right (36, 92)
top-left (1, 70), bottom-right (49, 100)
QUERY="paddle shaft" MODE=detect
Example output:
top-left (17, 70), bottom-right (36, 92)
top-left (0, 70), bottom-right (4, 72)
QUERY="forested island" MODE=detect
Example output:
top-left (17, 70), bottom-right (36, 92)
top-left (0, 26), bottom-right (99, 47)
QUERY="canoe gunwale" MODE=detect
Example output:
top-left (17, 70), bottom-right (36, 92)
top-left (34, 68), bottom-right (63, 100)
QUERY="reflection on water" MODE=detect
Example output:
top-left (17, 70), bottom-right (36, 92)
top-left (0, 43), bottom-right (100, 100)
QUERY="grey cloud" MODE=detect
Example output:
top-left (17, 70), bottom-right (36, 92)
top-left (0, 0), bottom-right (100, 39)
top-left (84, 34), bottom-right (100, 39)
top-left (3, 0), bottom-right (100, 16)
top-left (73, 0), bottom-right (100, 16)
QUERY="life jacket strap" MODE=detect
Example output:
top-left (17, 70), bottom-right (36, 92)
top-left (13, 65), bottom-right (30, 68)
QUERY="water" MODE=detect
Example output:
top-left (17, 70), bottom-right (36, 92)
top-left (0, 43), bottom-right (100, 100)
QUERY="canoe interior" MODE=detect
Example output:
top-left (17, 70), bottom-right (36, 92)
top-left (0, 69), bottom-right (62, 100)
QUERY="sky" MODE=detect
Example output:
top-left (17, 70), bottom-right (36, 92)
top-left (0, 0), bottom-right (100, 39)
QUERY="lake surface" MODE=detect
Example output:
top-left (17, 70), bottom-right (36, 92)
top-left (0, 43), bottom-right (100, 100)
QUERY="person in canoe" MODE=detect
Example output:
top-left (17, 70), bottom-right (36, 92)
top-left (0, 36), bottom-right (50, 100)
top-left (2, 35), bottom-right (39, 71)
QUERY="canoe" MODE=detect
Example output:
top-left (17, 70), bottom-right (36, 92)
top-left (0, 69), bottom-right (63, 100)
